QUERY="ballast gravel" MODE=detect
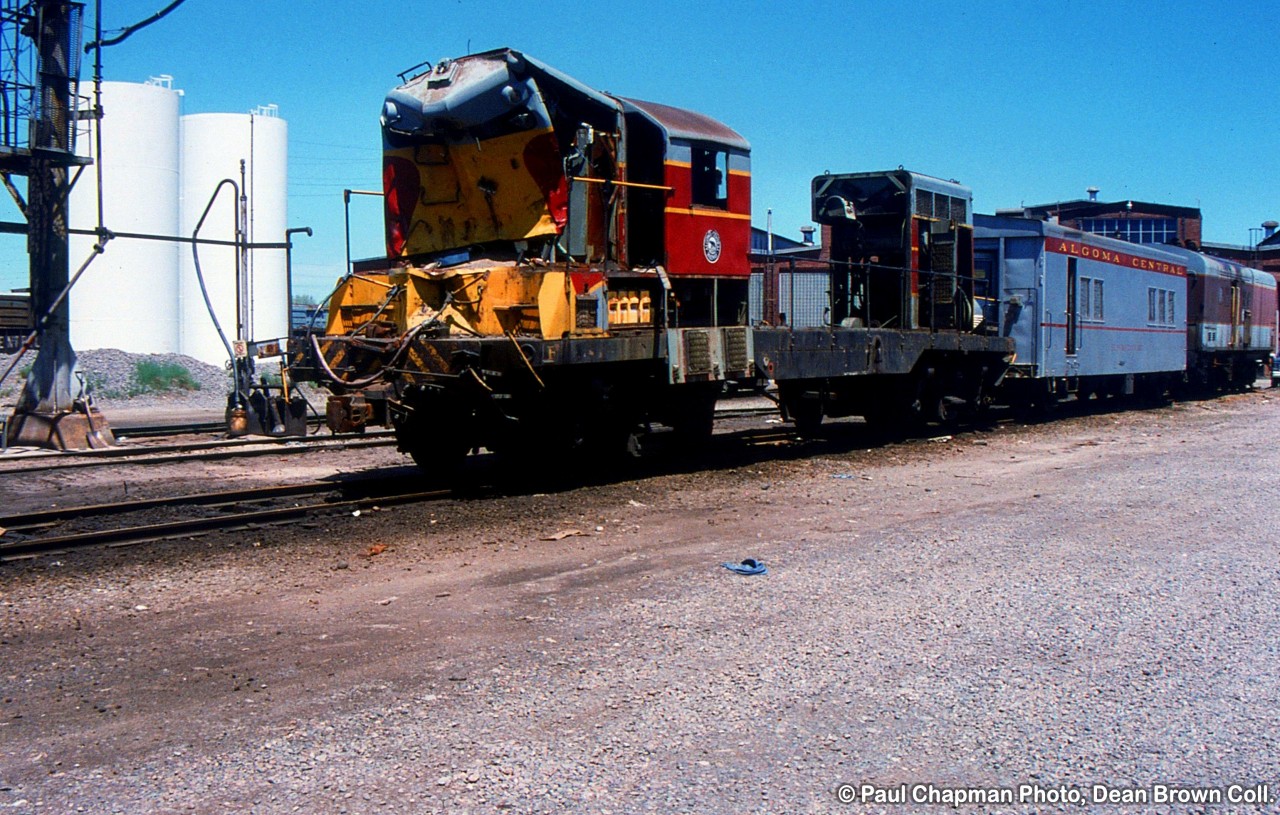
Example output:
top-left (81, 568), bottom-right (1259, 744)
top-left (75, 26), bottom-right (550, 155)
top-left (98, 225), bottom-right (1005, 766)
top-left (1, 390), bottom-right (1278, 814)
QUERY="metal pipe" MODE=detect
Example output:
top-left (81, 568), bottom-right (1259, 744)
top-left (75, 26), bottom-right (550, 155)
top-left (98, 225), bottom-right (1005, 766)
top-left (343, 189), bottom-right (351, 276)
top-left (190, 178), bottom-right (242, 406)
top-left (343, 188), bottom-right (383, 275)
top-left (82, 0), bottom-right (188, 51)
top-left (0, 219), bottom-right (294, 247)
top-left (0, 231), bottom-right (112, 390)
top-left (284, 226), bottom-right (312, 335)
top-left (237, 159), bottom-right (248, 344)
top-left (92, 0), bottom-right (103, 231)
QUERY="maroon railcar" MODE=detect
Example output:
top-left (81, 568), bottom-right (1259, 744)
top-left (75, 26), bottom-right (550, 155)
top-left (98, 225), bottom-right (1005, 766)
top-left (1166, 246), bottom-right (1278, 389)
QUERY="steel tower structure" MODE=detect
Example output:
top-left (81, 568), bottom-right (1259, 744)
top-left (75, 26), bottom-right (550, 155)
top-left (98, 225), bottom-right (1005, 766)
top-left (0, 1), bottom-right (112, 449)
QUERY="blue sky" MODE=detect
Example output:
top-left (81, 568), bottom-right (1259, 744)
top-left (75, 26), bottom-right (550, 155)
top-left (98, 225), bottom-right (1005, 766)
top-left (1, 0), bottom-right (1275, 299)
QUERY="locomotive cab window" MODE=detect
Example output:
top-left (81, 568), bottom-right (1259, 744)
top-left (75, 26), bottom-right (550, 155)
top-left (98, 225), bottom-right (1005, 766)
top-left (691, 147), bottom-right (728, 208)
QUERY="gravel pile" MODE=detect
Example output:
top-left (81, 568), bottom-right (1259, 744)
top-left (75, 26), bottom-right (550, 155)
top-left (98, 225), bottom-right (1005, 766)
top-left (0, 347), bottom-right (233, 410)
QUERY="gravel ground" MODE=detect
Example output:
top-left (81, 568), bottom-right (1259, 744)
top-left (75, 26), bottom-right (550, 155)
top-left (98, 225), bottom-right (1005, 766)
top-left (1, 391), bottom-right (1279, 813)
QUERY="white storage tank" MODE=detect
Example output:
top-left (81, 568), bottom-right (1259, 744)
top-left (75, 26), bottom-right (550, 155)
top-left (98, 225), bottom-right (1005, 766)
top-left (178, 107), bottom-right (288, 367)
top-left (68, 77), bottom-right (181, 353)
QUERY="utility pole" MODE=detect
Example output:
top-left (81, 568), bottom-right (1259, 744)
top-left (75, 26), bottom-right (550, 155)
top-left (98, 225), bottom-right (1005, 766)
top-left (4, 1), bottom-right (110, 449)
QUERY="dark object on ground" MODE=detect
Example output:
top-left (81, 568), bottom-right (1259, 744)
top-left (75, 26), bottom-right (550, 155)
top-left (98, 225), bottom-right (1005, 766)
top-left (722, 558), bottom-right (767, 576)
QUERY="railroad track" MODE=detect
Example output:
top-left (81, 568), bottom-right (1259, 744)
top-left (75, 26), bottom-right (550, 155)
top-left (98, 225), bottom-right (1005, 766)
top-left (112, 420), bottom-right (244, 438)
top-left (112, 403), bottom-right (779, 437)
top-left (0, 476), bottom-right (450, 561)
top-left (0, 430), bottom-right (399, 473)
top-left (0, 414), bottom-right (988, 562)
top-left (1, 403), bottom-right (779, 473)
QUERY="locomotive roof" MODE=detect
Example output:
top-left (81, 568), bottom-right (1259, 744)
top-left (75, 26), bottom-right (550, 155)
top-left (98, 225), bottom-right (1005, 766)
top-left (387, 49), bottom-right (748, 153)
top-left (618, 97), bottom-right (750, 153)
top-left (386, 48), bottom-right (622, 132)
top-left (1161, 244), bottom-right (1279, 288)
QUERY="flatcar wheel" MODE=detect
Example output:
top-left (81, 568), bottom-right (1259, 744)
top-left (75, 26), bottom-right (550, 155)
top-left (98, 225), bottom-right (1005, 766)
top-left (933, 395), bottom-right (954, 427)
top-left (788, 397), bottom-right (823, 437)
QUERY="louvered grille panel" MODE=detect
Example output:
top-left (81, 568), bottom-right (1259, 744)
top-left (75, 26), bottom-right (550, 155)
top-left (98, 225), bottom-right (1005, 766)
top-left (934, 195), bottom-right (950, 221)
top-left (915, 189), bottom-right (932, 218)
top-left (685, 330), bottom-right (712, 375)
top-left (724, 327), bottom-right (749, 371)
top-left (931, 242), bottom-right (956, 273)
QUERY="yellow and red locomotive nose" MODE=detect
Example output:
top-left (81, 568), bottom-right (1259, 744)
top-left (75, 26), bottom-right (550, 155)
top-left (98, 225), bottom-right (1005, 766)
top-left (383, 155), bottom-right (418, 257)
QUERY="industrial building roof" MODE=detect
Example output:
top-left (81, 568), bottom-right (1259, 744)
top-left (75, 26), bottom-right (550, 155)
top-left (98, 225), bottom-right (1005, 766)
top-left (997, 199), bottom-right (1201, 220)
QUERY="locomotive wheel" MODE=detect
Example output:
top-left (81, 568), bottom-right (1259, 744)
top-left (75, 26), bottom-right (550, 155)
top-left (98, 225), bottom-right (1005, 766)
top-left (932, 392), bottom-right (971, 428)
top-left (778, 383), bottom-right (823, 437)
top-left (392, 390), bottom-right (475, 478)
top-left (406, 435), bottom-right (470, 472)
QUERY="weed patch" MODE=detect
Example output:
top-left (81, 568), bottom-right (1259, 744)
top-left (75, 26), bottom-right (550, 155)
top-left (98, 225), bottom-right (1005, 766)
top-left (131, 360), bottom-right (200, 395)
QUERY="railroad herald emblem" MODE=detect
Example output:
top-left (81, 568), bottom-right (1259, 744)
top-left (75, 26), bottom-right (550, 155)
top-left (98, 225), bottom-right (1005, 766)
top-left (703, 229), bottom-right (722, 264)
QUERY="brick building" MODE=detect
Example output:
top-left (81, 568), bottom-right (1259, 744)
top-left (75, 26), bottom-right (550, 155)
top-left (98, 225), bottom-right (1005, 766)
top-left (999, 193), bottom-right (1280, 287)
top-left (996, 195), bottom-right (1202, 248)
top-left (747, 226), bottom-right (829, 327)
top-left (1200, 221), bottom-right (1280, 282)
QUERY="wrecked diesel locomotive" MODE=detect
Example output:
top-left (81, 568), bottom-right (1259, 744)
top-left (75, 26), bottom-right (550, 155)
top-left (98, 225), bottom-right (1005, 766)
top-left (289, 48), bottom-right (1016, 466)
top-left (292, 48), bottom-right (756, 466)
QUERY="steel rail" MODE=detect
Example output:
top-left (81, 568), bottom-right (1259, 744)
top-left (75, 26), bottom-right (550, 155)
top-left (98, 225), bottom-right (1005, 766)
top-left (0, 484), bottom-right (449, 560)
top-left (0, 480), bottom-right (377, 533)
top-left (0, 432), bottom-right (398, 474)
top-left (111, 420), bottom-right (252, 438)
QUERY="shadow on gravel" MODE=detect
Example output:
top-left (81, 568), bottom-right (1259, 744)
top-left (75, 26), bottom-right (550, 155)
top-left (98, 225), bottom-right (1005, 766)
top-left (359, 387), bottom-right (1246, 500)
top-left (365, 417), bottom-right (969, 500)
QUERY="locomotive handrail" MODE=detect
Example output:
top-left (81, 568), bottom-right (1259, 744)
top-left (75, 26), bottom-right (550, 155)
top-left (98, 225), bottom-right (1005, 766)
top-left (570, 176), bottom-right (673, 193)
